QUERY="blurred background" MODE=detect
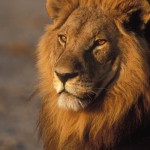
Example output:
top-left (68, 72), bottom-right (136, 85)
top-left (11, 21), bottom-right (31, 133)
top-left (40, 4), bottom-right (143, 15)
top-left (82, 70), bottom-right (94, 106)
top-left (0, 0), bottom-right (50, 149)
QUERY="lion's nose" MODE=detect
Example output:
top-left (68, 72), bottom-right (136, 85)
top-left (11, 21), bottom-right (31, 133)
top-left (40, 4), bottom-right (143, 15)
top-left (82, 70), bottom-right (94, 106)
top-left (55, 71), bottom-right (79, 84)
top-left (54, 54), bottom-right (81, 84)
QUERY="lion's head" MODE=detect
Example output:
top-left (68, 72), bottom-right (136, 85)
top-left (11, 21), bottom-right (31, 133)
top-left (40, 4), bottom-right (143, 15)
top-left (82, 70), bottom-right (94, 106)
top-left (53, 7), bottom-right (122, 111)
top-left (37, 0), bottom-right (150, 149)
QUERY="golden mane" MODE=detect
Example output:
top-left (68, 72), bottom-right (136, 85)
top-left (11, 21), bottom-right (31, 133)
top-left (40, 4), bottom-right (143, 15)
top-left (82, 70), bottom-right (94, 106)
top-left (37, 0), bottom-right (150, 149)
top-left (46, 0), bottom-right (150, 23)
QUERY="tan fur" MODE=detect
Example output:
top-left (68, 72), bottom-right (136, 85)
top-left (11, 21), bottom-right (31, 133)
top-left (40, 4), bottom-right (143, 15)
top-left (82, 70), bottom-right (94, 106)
top-left (37, 0), bottom-right (150, 149)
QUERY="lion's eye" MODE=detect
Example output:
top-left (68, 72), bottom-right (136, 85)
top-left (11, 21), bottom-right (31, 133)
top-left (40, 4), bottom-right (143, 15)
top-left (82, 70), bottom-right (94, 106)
top-left (95, 39), bottom-right (107, 46)
top-left (58, 34), bottom-right (67, 45)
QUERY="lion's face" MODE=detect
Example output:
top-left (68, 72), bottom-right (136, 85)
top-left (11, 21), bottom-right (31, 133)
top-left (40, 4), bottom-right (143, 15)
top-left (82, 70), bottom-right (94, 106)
top-left (52, 8), bottom-right (121, 111)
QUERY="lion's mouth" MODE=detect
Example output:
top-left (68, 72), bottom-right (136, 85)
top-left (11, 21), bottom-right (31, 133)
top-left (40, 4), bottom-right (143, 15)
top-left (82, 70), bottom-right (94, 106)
top-left (57, 83), bottom-right (106, 111)
top-left (59, 89), bottom-right (96, 102)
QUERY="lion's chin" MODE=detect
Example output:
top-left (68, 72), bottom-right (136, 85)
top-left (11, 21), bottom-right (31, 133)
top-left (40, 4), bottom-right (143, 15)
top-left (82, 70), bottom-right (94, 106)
top-left (57, 92), bottom-right (90, 111)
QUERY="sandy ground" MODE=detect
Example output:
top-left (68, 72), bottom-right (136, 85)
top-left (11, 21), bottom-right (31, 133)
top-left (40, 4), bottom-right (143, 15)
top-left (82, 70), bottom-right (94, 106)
top-left (0, 50), bottom-right (42, 150)
top-left (0, 0), bottom-right (50, 149)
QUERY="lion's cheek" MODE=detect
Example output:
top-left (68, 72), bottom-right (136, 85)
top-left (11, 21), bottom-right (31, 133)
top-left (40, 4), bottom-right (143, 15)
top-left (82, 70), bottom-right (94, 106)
top-left (93, 45), bottom-right (111, 63)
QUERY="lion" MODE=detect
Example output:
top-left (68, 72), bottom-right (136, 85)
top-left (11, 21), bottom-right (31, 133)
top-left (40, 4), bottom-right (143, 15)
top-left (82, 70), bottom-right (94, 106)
top-left (37, 0), bottom-right (150, 149)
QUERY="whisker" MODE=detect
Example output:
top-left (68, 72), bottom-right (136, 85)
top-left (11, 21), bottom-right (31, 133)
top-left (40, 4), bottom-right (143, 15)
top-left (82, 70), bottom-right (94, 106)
top-left (89, 90), bottom-right (97, 95)
top-left (85, 94), bottom-right (93, 101)
top-left (92, 87), bottom-right (109, 91)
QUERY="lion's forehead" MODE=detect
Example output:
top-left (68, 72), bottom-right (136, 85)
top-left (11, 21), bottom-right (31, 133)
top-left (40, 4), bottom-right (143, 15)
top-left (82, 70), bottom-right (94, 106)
top-left (60, 7), bottom-right (118, 39)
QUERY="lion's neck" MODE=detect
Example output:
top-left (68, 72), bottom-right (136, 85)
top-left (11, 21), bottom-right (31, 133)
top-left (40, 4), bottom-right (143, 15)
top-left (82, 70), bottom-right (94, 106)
top-left (40, 90), bottom-right (150, 150)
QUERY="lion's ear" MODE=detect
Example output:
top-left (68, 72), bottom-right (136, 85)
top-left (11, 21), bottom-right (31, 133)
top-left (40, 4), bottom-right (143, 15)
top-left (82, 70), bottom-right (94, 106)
top-left (46, 0), bottom-right (78, 22)
top-left (121, 1), bottom-right (150, 37)
top-left (46, 0), bottom-right (61, 21)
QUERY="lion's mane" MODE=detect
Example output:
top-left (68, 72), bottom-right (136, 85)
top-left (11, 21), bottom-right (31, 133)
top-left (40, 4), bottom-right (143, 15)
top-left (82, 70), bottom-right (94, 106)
top-left (37, 0), bottom-right (150, 149)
